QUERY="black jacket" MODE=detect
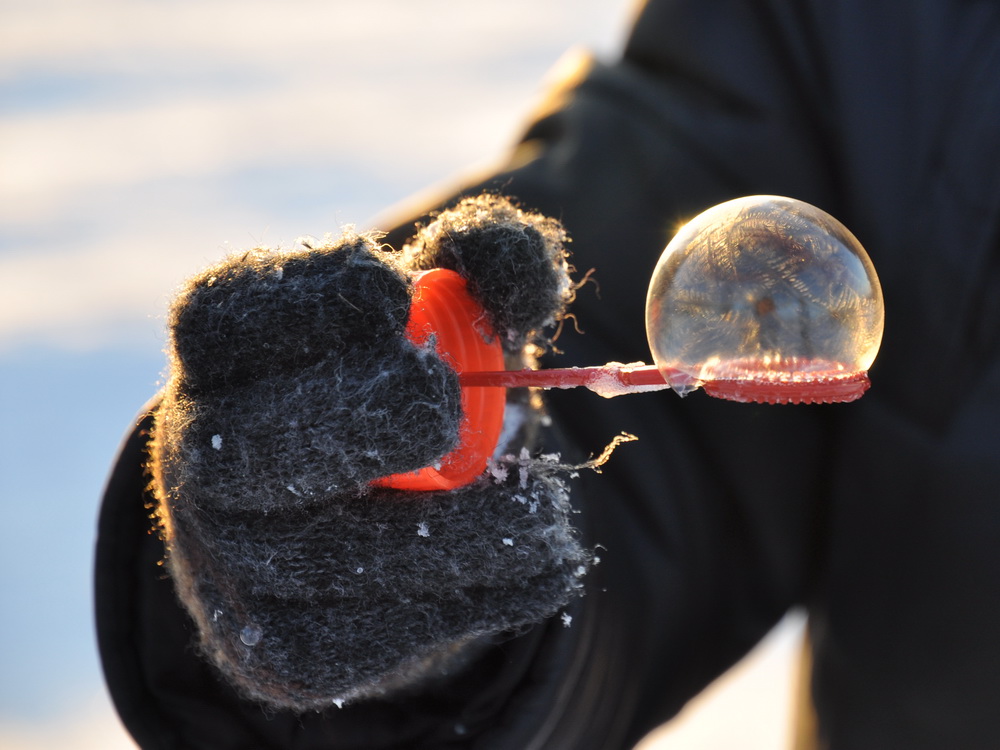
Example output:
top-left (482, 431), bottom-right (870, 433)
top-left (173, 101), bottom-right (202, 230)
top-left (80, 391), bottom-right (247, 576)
top-left (96, 1), bottom-right (1000, 747)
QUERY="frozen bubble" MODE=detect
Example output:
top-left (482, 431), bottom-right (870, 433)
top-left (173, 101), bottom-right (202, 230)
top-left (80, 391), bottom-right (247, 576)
top-left (646, 196), bottom-right (883, 398)
top-left (240, 624), bottom-right (263, 647)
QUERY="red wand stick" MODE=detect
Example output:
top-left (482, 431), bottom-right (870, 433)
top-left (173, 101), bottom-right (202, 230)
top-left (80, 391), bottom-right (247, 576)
top-left (460, 362), bottom-right (870, 405)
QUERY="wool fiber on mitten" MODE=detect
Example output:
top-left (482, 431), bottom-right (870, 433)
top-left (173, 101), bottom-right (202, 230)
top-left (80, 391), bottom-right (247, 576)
top-left (151, 194), bottom-right (591, 711)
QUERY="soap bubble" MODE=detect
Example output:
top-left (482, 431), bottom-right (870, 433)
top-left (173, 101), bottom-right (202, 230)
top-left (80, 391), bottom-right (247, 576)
top-left (645, 196), bottom-right (884, 401)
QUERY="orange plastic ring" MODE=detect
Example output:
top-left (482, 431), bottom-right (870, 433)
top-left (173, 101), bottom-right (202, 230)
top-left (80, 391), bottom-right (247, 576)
top-left (374, 269), bottom-right (506, 491)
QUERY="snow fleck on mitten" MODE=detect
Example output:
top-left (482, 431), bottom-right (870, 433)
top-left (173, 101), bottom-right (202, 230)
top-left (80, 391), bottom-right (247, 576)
top-left (150, 195), bottom-right (590, 712)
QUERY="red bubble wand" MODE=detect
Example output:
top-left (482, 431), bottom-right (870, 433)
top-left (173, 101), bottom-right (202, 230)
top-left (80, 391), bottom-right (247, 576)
top-left (379, 196), bottom-right (884, 491)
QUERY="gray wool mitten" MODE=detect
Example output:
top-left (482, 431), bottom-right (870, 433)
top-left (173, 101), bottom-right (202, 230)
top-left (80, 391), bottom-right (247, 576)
top-left (150, 194), bottom-right (591, 711)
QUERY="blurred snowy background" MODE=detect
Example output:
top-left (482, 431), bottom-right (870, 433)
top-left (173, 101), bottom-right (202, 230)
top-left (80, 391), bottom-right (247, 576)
top-left (0, 0), bottom-right (804, 747)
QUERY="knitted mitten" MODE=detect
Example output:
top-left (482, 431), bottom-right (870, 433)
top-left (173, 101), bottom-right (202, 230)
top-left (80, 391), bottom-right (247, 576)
top-left (150, 194), bottom-right (591, 711)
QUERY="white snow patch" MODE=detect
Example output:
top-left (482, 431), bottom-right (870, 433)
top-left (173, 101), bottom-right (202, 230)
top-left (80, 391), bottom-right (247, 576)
top-left (488, 460), bottom-right (509, 484)
top-left (211, 434), bottom-right (223, 450)
top-left (502, 537), bottom-right (514, 547)
top-left (417, 522), bottom-right (430, 537)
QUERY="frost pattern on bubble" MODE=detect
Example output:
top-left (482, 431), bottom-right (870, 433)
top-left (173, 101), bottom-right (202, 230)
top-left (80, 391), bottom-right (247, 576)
top-left (645, 196), bottom-right (884, 394)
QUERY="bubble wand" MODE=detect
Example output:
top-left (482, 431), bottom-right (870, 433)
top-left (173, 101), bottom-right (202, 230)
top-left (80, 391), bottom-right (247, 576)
top-left (457, 363), bottom-right (872, 405)
top-left (383, 196), bottom-right (884, 491)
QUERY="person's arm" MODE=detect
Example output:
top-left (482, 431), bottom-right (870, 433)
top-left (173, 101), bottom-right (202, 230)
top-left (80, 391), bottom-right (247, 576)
top-left (98, 3), bottom-right (841, 747)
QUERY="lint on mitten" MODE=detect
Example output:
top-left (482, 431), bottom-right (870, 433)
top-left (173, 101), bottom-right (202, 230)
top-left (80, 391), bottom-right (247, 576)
top-left (150, 194), bottom-right (591, 711)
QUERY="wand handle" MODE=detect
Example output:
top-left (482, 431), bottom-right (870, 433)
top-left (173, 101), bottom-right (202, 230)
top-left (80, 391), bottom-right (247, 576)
top-left (459, 362), bottom-right (870, 404)
top-left (459, 363), bottom-right (677, 397)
